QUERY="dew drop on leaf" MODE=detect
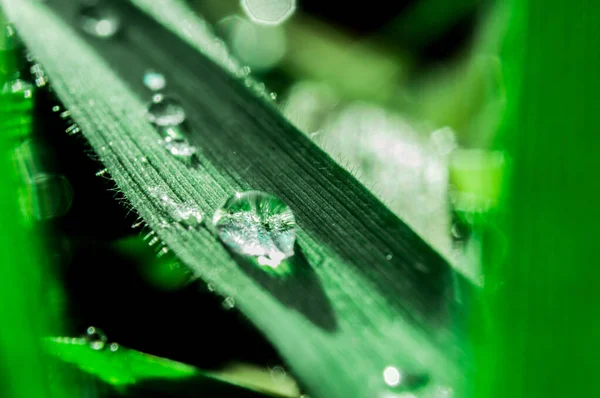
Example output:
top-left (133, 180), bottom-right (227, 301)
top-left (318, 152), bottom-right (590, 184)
top-left (146, 94), bottom-right (186, 127)
top-left (143, 70), bottom-right (166, 91)
top-left (222, 296), bottom-right (235, 310)
top-left (162, 139), bottom-right (197, 164)
top-left (212, 191), bottom-right (296, 267)
top-left (84, 326), bottom-right (107, 351)
top-left (381, 366), bottom-right (429, 393)
top-left (79, 4), bottom-right (121, 39)
top-left (148, 187), bottom-right (203, 228)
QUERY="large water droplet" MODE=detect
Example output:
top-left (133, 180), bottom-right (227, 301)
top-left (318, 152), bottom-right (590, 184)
top-left (147, 94), bottom-right (186, 127)
top-left (84, 326), bottom-right (107, 350)
top-left (80, 4), bottom-right (121, 39)
top-left (143, 70), bottom-right (166, 91)
top-left (213, 191), bottom-right (296, 267)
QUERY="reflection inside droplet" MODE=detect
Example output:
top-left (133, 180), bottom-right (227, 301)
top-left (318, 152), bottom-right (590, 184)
top-left (213, 191), bottom-right (296, 267)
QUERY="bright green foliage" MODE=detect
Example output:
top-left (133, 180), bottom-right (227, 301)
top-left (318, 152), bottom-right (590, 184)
top-left (0, 29), bottom-right (65, 398)
top-left (477, 0), bottom-right (600, 397)
top-left (45, 338), bottom-right (197, 386)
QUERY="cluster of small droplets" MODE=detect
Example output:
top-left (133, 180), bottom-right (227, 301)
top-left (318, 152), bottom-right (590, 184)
top-left (83, 327), bottom-right (120, 352)
top-left (131, 0), bottom-right (279, 103)
top-left (30, 63), bottom-right (48, 87)
top-left (145, 93), bottom-right (198, 163)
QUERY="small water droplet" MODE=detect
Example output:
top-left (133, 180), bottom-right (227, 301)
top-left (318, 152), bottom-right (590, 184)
top-left (148, 187), bottom-right (204, 228)
top-left (79, 4), bottom-right (121, 39)
top-left (213, 191), bottom-right (296, 267)
top-left (270, 92), bottom-right (278, 101)
top-left (3, 79), bottom-right (33, 99)
top-left (52, 105), bottom-right (60, 112)
top-left (381, 366), bottom-right (429, 392)
top-left (148, 236), bottom-right (159, 246)
top-left (222, 296), bottom-right (235, 310)
top-left (385, 254), bottom-right (393, 261)
top-left (95, 168), bottom-right (109, 177)
top-left (109, 342), bottom-right (119, 352)
top-left (383, 366), bottom-right (402, 387)
top-left (143, 70), bottom-right (166, 91)
top-left (162, 139), bottom-right (197, 164)
top-left (236, 65), bottom-right (251, 78)
top-left (84, 326), bottom-right (107, 350)
top-left (147, 94), bottom-right (186, 127)
top-left (269, 366), bottom-right (287, 382)
top-left (207, 283), bottom-right (215, 292)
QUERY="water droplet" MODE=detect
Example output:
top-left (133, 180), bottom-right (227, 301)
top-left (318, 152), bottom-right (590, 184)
top-left (162, 139), bottom-right (197, 164)
top-left (3, 79), bottom-right (33, 99)
top-left (381, 366), bottom-right (429, 392)
top-left (212, 191), bottom-right (296, 267)
top-left (222, 296), bottom-right (235, 310)
top-left (84, 326), bottom-right (107, 350)
top-left (148, 187), bottom-right (204, 228)
top-left (79, 4), bottom-right (121, 39)
top-left (143, 70), bottom-right (166, 91)
top-left (109, 342), bottom-right (119, 352)
top-left (270, 92), bottom-right (278, 101)
top-left (52, 105), bottom-right (60, 112)
top-left (236, 65), bottom-right (251, 78)
top-left (147, 94), bottom-right (186, 127)
top-left (269, 366), bottom-right (287, 382)
top-left (242, 0), bottom-right (296, 26)
top-left (383, 366), bottom-right (402, 387)
top-left (385, 254), bottom-right (393, 261)
top-left (95, 168), bottom-right (109, 177)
